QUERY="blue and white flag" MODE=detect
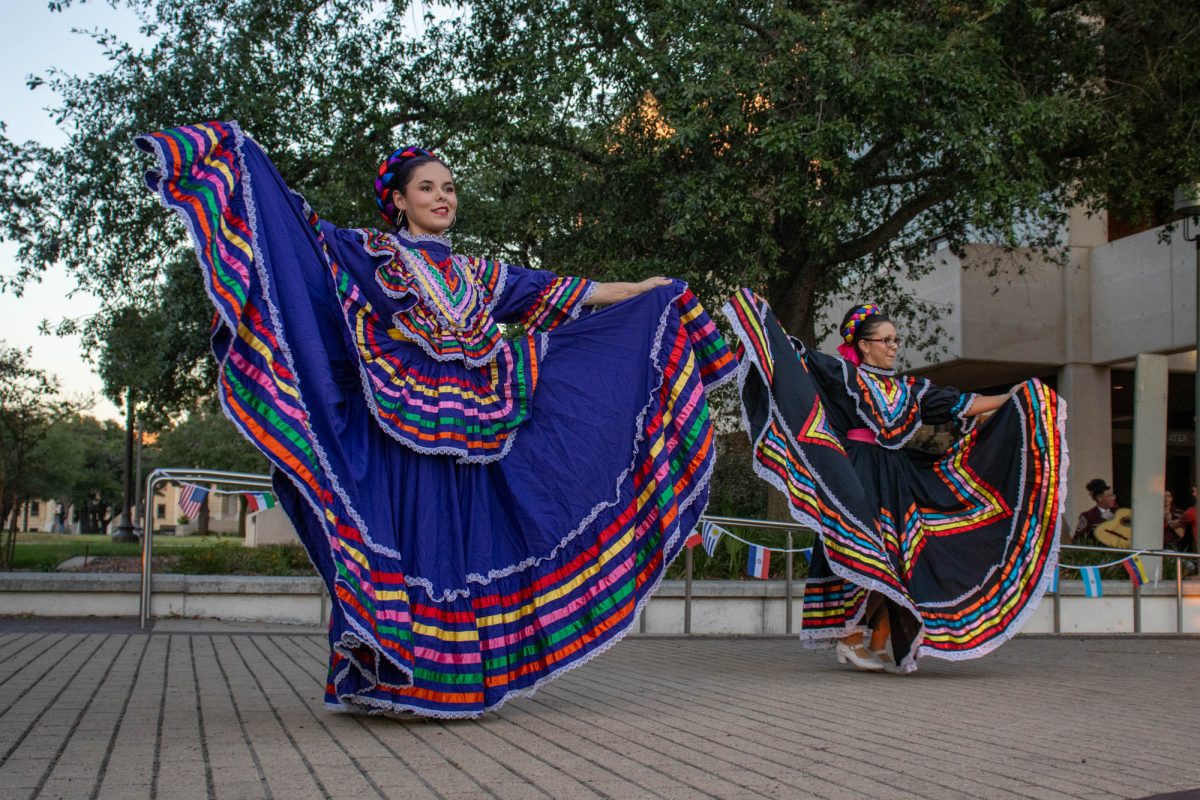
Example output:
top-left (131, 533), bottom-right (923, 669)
top-left (747, 544), bottom-right (771, 579)
top-left (1080, 566), bottom-right (1103, 598)
top-left (702, 522), bottom-right (723, 557)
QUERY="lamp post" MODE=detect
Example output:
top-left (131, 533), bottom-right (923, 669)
top-left (1176, 185), bottom-right (1200, 497)
top-left (111, 388), bottom-right (138, 543)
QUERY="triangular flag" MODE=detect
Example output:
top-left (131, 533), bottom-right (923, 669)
top-left (798, 547), bottom-right (813, 565)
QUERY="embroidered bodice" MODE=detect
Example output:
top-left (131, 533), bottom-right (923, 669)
top-left (308, 220), bottom-right (596, 462)
top-left (790, 338), bottom-right (979, 449)
top-left (363, 228), bottom-right (509, 367)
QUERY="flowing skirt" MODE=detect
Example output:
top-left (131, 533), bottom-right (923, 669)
top-left (137, 121), bottom-right (736, 716)
top-left (725, 291), bottom-right (1067, 672)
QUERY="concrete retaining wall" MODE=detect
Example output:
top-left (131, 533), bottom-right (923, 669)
top-left (0, 573), bottom-right (326, 627)
top-left (3, 573), bottom-right (1199, 634)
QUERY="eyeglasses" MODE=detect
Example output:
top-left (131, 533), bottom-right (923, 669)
top-left (860, 337), bottom-right (903, 349)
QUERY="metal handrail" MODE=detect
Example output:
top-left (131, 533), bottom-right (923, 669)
top-left (140, 468), bottom-right (273, 628)
top-left (138, 500), bottom-right (1199, 634)
top-left (1055, 542), bottom-right (1199, 634)
top-left (679, 516), bottom-right (1198, 636)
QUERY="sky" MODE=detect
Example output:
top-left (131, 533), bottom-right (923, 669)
top-left (0, 2), bottom-right (436, 423)
top-left (0, 1), bottom-right (152, 421)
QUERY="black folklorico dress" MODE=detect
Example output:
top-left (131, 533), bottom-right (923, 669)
top-left (724, 289), bottom-right (1067, 672)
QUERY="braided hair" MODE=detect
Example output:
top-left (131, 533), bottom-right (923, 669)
top-left (839, 303), bottom-right (889, 348)
top-left (373, 146), bottom-right (444, 228)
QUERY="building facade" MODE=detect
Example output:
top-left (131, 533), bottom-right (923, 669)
top-left (818, 208), bottom-right (1196, 543)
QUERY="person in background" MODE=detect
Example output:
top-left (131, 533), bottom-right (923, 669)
top-left (1073, 479), bottom-right (1116, 545)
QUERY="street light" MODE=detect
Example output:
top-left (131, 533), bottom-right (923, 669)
top-left (1175, 184), bottom-right (1200, 502)
top-left (111, 388), bottom-right (138, 543)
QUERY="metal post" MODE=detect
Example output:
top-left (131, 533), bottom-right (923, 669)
top-left (684, 546), bottom-right (693, 634)
top-left (1053, 583), bottom-right (1061, 634)
top-left (1133, 581), bottom-right (1141, 633)
top-left (138, 468), bottom-right (274, 629)
top-left (113, 391), bottom-right (138, 543)
top-left (134, 417), bottom-right (144, 526)
top-left (139, 474), bottom-right (159, 628)
top-left (1172, 189), bottom-right (1200, 502)
top-left (1194, 235), bottom-right (1199, 501)
top-left (785, 531), bottom-right (794, 634)
top-left (1178, 555), bottom-right (1185, 634)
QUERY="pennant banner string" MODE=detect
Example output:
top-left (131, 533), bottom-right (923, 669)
top-left (171, 481), bottom-right (275, 497)
top-left (700, 521), bottom-right (815, 554)
top-left (1058, 550), bottom-right (1156, 571)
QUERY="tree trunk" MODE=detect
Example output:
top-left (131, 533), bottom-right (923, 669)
top-left (198, 496), bottom-right (210, 537)
top-left (1, 496), bottom-right (18, 569)
top-left (238, 496), bottom-right (247, 538)
top-left (765, 262), bottom-right (822, 345)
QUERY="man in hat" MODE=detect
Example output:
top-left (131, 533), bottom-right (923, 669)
top-left (1073, 478), bottom-right (1117, 545)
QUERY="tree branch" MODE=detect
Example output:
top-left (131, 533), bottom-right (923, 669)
top-left (735, 12), bottom-right (779, 43)
top-left (862, 165), bottom-right (948, 188)
top-left (851, 133), bottom-right (902, 180)
top-left (823, 182), bottom-right (959, 265)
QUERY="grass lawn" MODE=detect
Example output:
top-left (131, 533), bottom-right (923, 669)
top-left (10, 532), bottom-right (248, 572)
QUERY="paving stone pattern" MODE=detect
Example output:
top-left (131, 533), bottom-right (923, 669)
top-left (0, 624), bottom-right (1196, 799)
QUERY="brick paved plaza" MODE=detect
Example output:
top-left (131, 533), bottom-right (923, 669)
top-left (0, 618), bottom-right (1197, 800)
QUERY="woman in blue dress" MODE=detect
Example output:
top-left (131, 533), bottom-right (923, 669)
top-left (136, 122), bottom-right (735, 717)
top-left (723, 289), bottom-right (1066, 673)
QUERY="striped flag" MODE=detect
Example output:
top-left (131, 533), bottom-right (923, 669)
top-left (747, 544), bottom-right (771, 579)
top-left (1080, 566), bottom-right (1103, 598)
top-left (1122, 556), bottom-right (1148, 587)
top-left (244, 492), bottom-right (277, 513)
top-left (178, 483), bottom-right (208, 519)
top-left (702, 522), bottom-right (723, 557)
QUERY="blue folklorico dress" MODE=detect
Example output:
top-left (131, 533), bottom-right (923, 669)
top-left (136, 121), bottom-right (736, 717)
top-left (723, 289), bottom-right (1067, 672)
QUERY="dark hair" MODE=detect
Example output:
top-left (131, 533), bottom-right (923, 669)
top-left (839, 304), bottom-right (892, 346)
top-left (373, 147), bottom-right (449, 227)
top-left (1085, 478), bottom-right (1110, 499)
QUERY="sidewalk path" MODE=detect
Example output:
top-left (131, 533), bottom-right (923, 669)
top-left (0, 619), bottom-right (1196, 799)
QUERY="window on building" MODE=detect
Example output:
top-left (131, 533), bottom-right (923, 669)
top-left (30, 500), bottom-right (39, 516)
top-left (156, 503), bottom-right (166, 520)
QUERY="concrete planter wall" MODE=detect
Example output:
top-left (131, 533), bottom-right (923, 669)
top-left (2, 574), bottom-right (1199, 634)
top-left (0, 573), bottom-right (326, 627)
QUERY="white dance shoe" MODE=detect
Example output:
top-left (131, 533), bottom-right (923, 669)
top-left (835, 640), bottom-right (884, 671)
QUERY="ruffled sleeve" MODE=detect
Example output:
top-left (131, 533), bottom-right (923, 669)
top-left (491, 264), bottom-right (596, 332)
top-left (920, 384), bottom-right (981, 436)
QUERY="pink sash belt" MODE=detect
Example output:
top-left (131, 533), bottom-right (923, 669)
top-left (846, 428), bottom-right (876, 444)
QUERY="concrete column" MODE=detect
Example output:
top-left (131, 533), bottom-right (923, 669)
top-left (1131, 353), bottom-right (1168, 577)
top-left (1057, 364), bottom-right (1112, 523)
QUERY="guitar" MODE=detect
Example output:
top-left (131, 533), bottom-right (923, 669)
top-left (1093, 508), bottom-right (1132, 548)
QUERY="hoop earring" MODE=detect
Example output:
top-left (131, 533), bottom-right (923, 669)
top-left (396, 209), bottom-right (406, 229)
top-left (445, 214), bottom-right (457, 232)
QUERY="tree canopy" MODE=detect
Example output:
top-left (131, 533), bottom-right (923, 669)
top-left (2, 0), bottom-right (1199, 408)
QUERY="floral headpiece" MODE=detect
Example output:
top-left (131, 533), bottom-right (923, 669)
top-left (374, 146), bottom-right (438, 226)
